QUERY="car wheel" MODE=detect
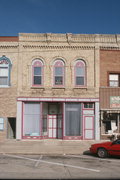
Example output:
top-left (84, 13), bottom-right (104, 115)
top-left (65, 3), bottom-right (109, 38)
top-left (97, 148), bottom-right (108, 158)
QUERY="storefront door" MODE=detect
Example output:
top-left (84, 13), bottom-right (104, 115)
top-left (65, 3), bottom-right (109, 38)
top-left (84, 116), bottom-right (94, 139)
top-left (48, 115), bottom-right (57, 138)
top-left (47, 102), bottom-right (63, 139)
top-left (47, 114), bottom-right (63, 139)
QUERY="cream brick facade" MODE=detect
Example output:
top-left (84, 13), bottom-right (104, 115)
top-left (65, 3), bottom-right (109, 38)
top-left (17, 33), bottom-right (100, 99)
top-left (0, 33), bottom-right (120, 140)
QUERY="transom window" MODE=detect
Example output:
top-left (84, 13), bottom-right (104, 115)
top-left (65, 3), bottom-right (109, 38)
top-left (0, 55), bottom-right (12, 87)
top-left (53, 59), bottom-right (65, 86)
top-left (75, 60), bottom-right (86, 86)
top-left (32, 59), bottom-right (43, 86)
top-left (109, 74), bottom-right (120, 87)
top-left (84, 103), bottom-right (94, 109)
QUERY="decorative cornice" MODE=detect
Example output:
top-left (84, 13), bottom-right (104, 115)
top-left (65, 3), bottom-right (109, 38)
top-left (23, 45), bottom-right (95, 50)
top-left (19, 33), bottom-right (120, 44)
top-left (0, 42), bottom-right (18, 49)
top-left (0, 45), bottom-right (18, 49)
top-left (100, 46), bottom-right (120, 50)
top-left (0, 33), bottom-right (120, 49)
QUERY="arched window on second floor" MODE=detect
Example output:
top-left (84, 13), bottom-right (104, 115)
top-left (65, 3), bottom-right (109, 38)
top-left (0, 55), bottom-right (12, 87)
top-left (32, 59), bottom-right (44, 86)
top-left (53, 59), bottom-right (65, 86)
top-left (74, 60), bottom-right (86, 87)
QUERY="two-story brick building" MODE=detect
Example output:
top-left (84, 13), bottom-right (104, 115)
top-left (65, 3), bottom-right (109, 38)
top-left (100, 47), bottom-right (120, 139)
top-left (0, 33), bottom-right (119, 141)
top-left (16, 33), bottom-right (100, 141)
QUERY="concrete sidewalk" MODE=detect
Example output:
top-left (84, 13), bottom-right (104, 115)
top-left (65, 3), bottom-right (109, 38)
top-left (0, 139), bottom-right (105, 155)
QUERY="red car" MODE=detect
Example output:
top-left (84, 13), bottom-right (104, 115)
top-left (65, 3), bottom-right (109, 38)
top-left (90, 139), bottom-right (120, 158)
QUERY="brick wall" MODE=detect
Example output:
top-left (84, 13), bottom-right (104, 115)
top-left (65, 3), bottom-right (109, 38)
top-left (0, 36), bottom-right (18, 42)
top-left (100, 49), bottom-right (120, 86)
top-left (100, 87), bottom-right (120, 109)
top-left (0, 51), bottom-right (18, 139)
top-left (17, 45), bottom-right (99, 99)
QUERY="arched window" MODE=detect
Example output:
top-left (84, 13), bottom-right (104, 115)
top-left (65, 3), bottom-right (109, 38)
top-left (32, 59), bottom-right (44, 86)
top-left (53, 59), bottom-right (65, 86)
top-left (74, 60), bottom-right (86, 86)
top-left (0, 55), bottom-right (12, 87)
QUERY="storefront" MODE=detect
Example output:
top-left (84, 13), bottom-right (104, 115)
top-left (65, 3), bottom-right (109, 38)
top-left (16, 97), bottom-right (99, 140)
top-left (100, 90), bottom-right (120, 139)
top-left (100, 110), bottom-right (120, 136)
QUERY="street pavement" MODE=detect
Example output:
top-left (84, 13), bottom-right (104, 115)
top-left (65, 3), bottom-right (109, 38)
top-left (0, 153), bottom-right (120, 179)
top-left (0, 139), bottom-right (106, 155)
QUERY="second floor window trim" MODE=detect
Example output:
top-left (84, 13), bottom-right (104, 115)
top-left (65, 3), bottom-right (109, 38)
top-left (109, 73), bottom-right (120, 87)
top-left (0, 56), bottom-right (12, 87)
top-left (75, 60), bottom-right (86, 87)
top-left (32, 59), bottom-right (43, 87)
top-left (53, 59), bottom-right (65, 87)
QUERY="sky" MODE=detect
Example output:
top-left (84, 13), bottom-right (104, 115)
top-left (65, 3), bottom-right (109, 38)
top-left (0, 0), bottom-right (120, 36)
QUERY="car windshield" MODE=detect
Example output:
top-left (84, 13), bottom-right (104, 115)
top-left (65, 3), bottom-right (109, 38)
top-left (113, 139), bottom-right (120, 144)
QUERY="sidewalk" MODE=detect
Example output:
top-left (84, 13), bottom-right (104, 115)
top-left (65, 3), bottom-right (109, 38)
top-left (0, 139), bottom-right (105, 155)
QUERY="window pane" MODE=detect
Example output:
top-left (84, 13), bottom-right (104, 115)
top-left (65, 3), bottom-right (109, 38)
top-left (76, 67), bottom-right (84, 76)
top-left (84, 103), bottom-right (94, 108)
top-left (0, 118), bottom-right (4, 130)
top-left (76, 77), bottom-right (84, 85)
top-left (23, 103), bottom-right (41, 136)
top-left (0, 77), bottom-right (8, 85)
top-left (0, 118), bottom-right (4, 123)
top-left (43, 116), bottom-right (47, 132)
top-left (34, 67), bottom-right (41, 76)
top-left (55, 76), bottom-right (63, 85)
top-left (34, 76), bottom-right (41, 85)
top-left (109, 74), bottom-right (118, 80)
top-left (24, 115), bottom-right (40, 136)
top-left (65, 103), bottom-right (81, 136)
top-left (24, 103), bottom-right (40, 115)
top-left (110, 81), bottom-right (119, 87)
top-left (0, 124), bottom-right (4, 130)
top-left (0, 67), bottom-right (8, 76)
top-left (55, 67), bottom-right (63, 76)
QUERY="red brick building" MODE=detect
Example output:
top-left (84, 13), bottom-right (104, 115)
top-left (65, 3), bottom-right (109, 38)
top-left (100, 48), bottom-right (120, 139)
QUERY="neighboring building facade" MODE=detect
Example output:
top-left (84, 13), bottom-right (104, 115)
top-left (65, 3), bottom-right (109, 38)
top-left (0, 33), bottom-right (119, 141)
top-left (100, 48), bottom-right (120, 139)
top-left (0, 36), bottom-right (18, 141)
